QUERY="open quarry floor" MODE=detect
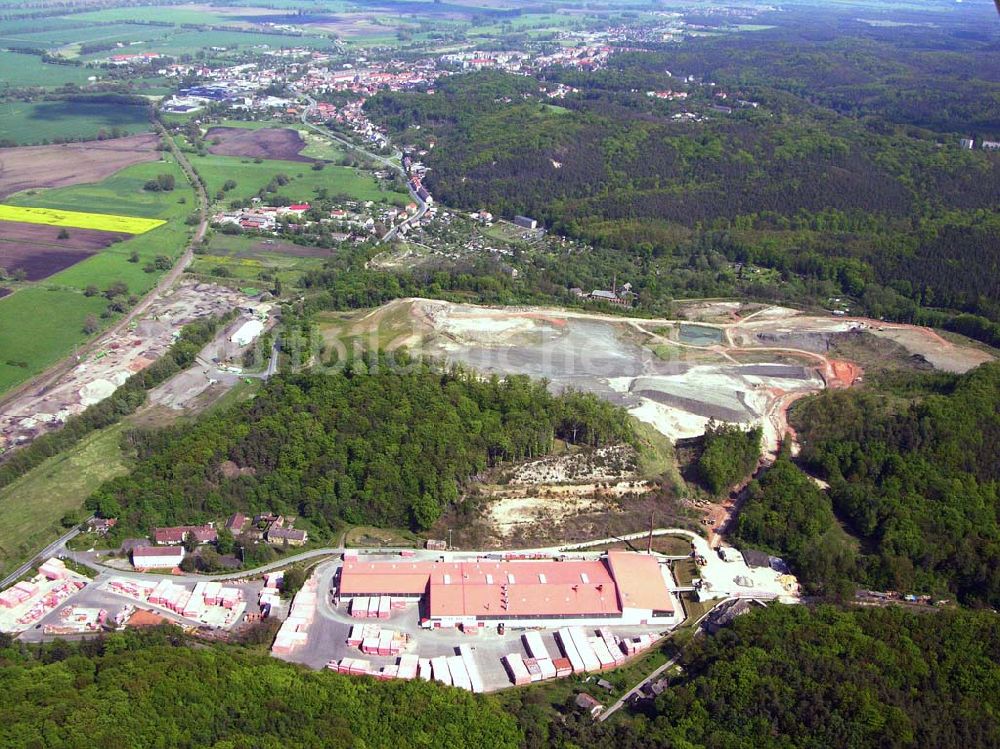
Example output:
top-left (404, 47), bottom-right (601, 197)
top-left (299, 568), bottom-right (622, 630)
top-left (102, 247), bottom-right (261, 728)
top-left (322, 298), bottom-right (992, 455)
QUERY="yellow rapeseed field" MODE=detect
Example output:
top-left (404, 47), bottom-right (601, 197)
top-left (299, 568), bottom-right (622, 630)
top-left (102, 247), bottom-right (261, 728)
top-left (0, 205), bottom-right (165, 234)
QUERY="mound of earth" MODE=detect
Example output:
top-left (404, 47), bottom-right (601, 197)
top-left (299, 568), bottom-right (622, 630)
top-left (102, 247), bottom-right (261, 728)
top-left (205, 127), bottom-right (314, 162)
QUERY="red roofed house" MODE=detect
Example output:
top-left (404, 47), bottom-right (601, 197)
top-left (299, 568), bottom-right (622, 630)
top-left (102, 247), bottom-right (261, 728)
top-left (153, 525), bottom-right (218, 545)
top-left (226, 513), bottom-right (249, 534)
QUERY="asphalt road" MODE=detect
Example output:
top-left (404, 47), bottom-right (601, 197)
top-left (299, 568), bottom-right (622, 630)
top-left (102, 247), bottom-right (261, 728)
top-left (0, 524), bottom-right (85, 589)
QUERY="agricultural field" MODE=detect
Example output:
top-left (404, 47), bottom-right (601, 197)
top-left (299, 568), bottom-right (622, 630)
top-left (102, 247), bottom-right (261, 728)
top-left (206, 126), bottom-right (315, 162)
top-left (211, 121), bottom-right (349, 162)
top-left (0, 51), bottom-right (94, 87)
top-left (0, 222), bottom-right (128, 281)
top-left (0, 423), bottom-right (127, 579)
top-left (0, 157), bottom-right (196, 394)
top-left (0, 288), bottom-right (112, 392)
top-left (0, 134), bottom-right (161, 200)
top-left (193, 153), bottom-right (409, 206)
top-left (0, 206), bottom-right (165, 234)
top-left (0, 100), bottom-right (152, 147)
top-left (192, 235), bottom-right (329, 288)
top-left (0, 22), bottom-right (169, 50)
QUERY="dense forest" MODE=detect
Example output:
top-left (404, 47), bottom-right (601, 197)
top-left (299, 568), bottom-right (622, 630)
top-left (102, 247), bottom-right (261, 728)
top-left (696, 420), bottom-right (762, 495)
top-left (364, 23), bottom-right (1000, 344)
top-left (86, 358), bottom-right (634, 536)
top-left (525, 604), bottom-right (1000, 749)
top-left (734, 455), bottom-right (856, 598)
top-left (788, 362), bottom-right (1000, 606)
top-left (0, 629), bottom-right (520, 748)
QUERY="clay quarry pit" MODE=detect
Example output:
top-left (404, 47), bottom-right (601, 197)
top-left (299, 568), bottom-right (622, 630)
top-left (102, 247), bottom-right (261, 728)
top-left (321, 298), bottom-right (991, 545)
top-left (324, 297), bottom-right (988, 453)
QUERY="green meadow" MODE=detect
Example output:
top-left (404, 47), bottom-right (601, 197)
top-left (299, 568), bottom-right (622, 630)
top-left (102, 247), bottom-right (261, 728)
top-left (193, 154), bottom-right (409, 206)
top-left (0, 100), bottom-right (152, 146)
top-left (0, 51), bottom-right (95, 87)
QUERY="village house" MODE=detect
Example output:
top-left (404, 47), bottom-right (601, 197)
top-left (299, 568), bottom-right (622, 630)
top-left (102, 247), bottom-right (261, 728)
top-left (268, 527), bottom-right (308, 547)
top-left (153, 525), bottom-right (218, 545)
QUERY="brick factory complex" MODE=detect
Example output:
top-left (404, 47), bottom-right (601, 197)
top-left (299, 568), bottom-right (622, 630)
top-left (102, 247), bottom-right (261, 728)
top-left (336, 551), bottom-right (676, 629)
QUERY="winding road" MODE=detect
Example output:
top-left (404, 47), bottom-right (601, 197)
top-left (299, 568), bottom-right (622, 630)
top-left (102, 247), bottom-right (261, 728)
top-left (292, 90), bottom-right (428, 241)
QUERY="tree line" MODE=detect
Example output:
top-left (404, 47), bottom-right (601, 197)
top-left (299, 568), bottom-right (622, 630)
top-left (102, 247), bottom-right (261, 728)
top-left (86, 356), bottom-right (635, 536)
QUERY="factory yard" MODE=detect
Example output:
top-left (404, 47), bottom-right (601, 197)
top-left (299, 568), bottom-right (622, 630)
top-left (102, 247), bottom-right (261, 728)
top-left (0, 281), bottom-right (250, 451)
top-left (0, 558), bottom-right (90, 633)
top-left (273, 536), bottom-right (798, 692)
top-left (0, 134), bottom-right (161, 200)
top-left (0, 532), bottom-right (798, 698)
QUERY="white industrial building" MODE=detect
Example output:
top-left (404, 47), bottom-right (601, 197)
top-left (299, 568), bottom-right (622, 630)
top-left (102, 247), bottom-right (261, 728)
top-left (230, 319), bottom-right (265, 347)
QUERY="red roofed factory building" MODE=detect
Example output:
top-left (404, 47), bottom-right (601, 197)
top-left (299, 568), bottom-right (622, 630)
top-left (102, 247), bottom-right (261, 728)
top-left (336, 551), bottom-right (676, 629)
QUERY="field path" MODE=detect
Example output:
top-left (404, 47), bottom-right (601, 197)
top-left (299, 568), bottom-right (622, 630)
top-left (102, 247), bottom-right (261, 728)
top-left (0, 122), bottom-right (208, 415)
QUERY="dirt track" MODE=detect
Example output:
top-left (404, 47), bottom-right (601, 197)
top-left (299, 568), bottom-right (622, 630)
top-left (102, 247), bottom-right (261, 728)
top-left (0, 134), bottom-right (161, 200)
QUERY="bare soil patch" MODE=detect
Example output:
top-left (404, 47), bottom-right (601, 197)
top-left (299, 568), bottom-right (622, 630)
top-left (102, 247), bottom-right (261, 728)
top-left (237, 240), bottom-right (331, 260)
top-left (0, 221), bottom-right (128, 281)
top-left (0, 134), bottom-right (160, 199)
top-left (205, 127), bottom-right (313, 162)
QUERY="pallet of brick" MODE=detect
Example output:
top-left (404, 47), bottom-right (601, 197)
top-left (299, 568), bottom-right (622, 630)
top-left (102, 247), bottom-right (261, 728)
top-left (522, 631), bottom-right (550, 661)
top-left (448, 655), bottom-right (472, 692)
top-left (377, 665), bottom-right (398, 681)
top-left (523, 657), bottom-right (543, 682)
top-left (351, 597), bottom-right (369, 618)
top-left (377, 630), bottom-right (394, 656)
top-left (503, 653), bottom-right (531, 686)
top-left (397, 653), bottom-right (419, 680)
top-left (597, 629), bottom-right (626, 665)
top-left (589, 637), bottom-right (616, 670)
top-left (191, 582), bottom-right (207, 603)
top-left (361, 636), bottom-right (380, 655)
top-left (347, 625), bottom-right (364, 647)
top-left (348, 659), bottom-right (372, 676)
top-left (537, 658), bottom-right (557, 680)
top-left (173, 590), bottom-right (192, 615)
top-left (366, 596), bottom-right (380, 618)
top-left (431, 656), bottom-right (452, 686)
top-left (557, 629), bottom-right (585, 674)
top-left (569, 627), bottom-right (602, 672)
top-left (377, 596), bottom-right (390, 619)
top-left (552, 658), bottom-right (572, 678)
top-left (458, 644), bottom-right (485, 694)
top-left (182, 595), bottom-right (206, 619)
top-left (204, 581), bottom-right (223, 606)
top-left (418, 658), bottom-right (432, 681)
